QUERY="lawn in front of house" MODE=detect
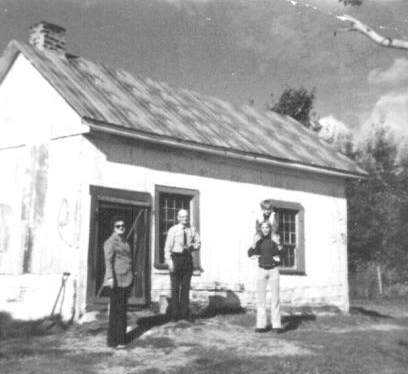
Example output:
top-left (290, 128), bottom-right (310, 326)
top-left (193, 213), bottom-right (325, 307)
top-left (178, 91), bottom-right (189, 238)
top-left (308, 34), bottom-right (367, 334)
top-left (1, 299), bottom-right (408, 374)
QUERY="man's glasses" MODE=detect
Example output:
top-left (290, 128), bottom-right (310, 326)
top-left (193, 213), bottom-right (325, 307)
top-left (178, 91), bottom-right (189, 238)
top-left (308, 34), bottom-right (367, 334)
top-left (115, 224), bottom-right (125, 229)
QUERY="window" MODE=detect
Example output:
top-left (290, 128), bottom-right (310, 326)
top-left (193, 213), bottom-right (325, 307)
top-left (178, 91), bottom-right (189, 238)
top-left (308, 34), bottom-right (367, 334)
top-left (154, 186), bottom-right (200, 270)
top-left (275, 209), bottom-right (297, 268)
top-left (272, 201), bottom-right (305, 274)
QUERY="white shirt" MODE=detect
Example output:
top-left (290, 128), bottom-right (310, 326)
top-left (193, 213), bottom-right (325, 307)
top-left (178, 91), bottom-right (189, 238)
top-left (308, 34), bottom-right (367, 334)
top-left (164, 223), bottom-right (201, 264)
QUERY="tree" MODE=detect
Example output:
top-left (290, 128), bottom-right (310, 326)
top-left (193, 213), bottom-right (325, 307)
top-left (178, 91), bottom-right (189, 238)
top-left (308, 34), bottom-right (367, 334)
top-left (268, 87), bottom-right (315, 128)
top-left (336, 15), bottom-right (408, 50)
top-left (335, 0), bottom-right (408, 50)
top-left (347, 126), bottom-right (408, 283)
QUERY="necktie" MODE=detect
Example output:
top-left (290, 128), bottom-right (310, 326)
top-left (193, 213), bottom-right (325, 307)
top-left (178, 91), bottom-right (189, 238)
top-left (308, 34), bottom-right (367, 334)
top-left (183, 228), bottom-right (187, 249)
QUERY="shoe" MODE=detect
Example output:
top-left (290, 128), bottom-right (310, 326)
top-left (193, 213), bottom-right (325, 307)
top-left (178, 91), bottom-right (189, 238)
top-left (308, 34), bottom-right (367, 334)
top-left (255, 327), bottom-right (268, 333)
top-left (170, 316), bottom-right (179, 322)
top-left (272, 328), bottom-right (284, 334)
top-left (181, 316), bottom-right (195, 323)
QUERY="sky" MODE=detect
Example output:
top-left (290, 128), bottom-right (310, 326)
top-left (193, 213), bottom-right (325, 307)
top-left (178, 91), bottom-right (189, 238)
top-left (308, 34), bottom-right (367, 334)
top-left (1, 0), bottom-right (408, 137)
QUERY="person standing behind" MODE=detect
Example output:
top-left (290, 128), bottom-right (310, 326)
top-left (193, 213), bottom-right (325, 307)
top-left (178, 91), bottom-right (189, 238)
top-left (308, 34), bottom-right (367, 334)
top-left (255, 199), bottom-right (280, 246)
top-left (248, 221), bottom-right (283, 333)
top-left (103, 216), bottom-right (133, 348)
top-left (164, 209), bottom-right (201, 322)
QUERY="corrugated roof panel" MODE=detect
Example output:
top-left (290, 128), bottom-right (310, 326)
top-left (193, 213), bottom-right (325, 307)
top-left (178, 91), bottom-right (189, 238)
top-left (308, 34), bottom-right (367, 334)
top-left (3, 40), bottom-right (366, 176)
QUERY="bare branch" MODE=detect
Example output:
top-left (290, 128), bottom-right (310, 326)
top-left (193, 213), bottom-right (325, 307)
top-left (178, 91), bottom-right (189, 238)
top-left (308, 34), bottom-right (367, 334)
top-left (336, 14), bottom-right (408, 50)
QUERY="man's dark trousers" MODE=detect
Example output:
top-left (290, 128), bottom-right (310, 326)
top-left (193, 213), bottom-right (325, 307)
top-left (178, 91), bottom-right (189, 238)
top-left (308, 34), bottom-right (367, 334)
top-left (107, 286), bottom-right (129, 347)
top-left (170, 252), bottom-right (193, 320)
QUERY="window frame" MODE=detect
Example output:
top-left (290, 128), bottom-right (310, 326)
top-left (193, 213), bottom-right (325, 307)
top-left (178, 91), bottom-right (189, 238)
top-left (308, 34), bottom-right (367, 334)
top-left (154, 185), bottom-right (200, 270)
top-left (269, 199), bottom-right (305, 275)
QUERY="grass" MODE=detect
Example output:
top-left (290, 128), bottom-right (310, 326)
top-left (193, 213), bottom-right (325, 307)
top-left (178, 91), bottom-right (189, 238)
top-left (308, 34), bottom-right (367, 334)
top-left (1, 299), bottom-right (408, 374)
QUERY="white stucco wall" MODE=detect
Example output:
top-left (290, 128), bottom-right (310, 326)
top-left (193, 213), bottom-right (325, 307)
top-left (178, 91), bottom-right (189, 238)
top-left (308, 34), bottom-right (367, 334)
top-left (0, 54), bottom-right (87, 147)
top-left (0, 136), bottom-right (85, 321)
top-left (80, 134), bottom-right (349, 313)
top-left (0, 52), bottom-right (349, 321)
top-left (0, 53), bottom-right (87, 320)
top-left (0, 146), bottom-right (25, 275)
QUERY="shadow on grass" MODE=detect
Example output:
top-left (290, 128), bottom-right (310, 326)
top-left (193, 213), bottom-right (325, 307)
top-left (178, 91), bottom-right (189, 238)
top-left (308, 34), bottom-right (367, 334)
top-left (0, 312), bottom-right (71, 339)
top-left (192, 291), bottom-right (247, 322)
top-left (126, 300), bottom-right (246, 344)
top-left (126, 314), bottom-right (170, 343)
top-left (350, 306), bottom-right (392, 319)
top-left (281, 314), bottom-right (316, 332)
top-left (197, 305), bottom-right (246, 319)
top-left (126, 305), bottom-right (246, 344)
top-left (397, 339), bottom-right (408, 349)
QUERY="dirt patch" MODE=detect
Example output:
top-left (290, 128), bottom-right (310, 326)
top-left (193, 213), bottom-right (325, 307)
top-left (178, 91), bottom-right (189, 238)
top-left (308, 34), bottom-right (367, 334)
top-left (137, 318), bottom-right (314, 358)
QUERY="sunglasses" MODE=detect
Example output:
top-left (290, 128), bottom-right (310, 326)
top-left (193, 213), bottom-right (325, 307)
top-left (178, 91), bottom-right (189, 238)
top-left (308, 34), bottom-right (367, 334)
top-left (115, 224), bottom-right (126, 228)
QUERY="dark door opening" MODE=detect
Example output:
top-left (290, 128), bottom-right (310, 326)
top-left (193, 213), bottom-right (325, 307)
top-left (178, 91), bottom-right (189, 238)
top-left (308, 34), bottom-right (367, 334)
top-left (87, 187), bottom-right (151, 308)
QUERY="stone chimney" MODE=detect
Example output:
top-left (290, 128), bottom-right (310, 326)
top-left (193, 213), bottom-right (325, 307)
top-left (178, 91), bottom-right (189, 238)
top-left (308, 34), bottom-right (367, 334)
top-left (29, 21), bottom-right (66, 55)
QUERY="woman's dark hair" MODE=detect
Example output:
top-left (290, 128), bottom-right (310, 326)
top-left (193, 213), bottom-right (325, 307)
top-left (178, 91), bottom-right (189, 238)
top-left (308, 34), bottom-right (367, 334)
top-left (111, 215), bottom-right (126, 230)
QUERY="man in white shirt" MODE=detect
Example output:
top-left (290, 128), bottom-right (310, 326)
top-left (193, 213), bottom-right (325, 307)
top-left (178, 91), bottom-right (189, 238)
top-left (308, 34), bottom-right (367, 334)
top-left (164, 209), bottom-right (201, 322)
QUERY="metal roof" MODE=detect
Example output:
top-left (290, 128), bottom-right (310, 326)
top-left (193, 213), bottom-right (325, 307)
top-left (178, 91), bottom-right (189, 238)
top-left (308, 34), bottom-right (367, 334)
top-left (0, 40), bottom-right (366, 177)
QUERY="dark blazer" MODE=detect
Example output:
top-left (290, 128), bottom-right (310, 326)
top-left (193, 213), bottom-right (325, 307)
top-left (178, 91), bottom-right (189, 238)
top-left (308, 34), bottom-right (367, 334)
top-left (103, 233), bottom-right (133, 288)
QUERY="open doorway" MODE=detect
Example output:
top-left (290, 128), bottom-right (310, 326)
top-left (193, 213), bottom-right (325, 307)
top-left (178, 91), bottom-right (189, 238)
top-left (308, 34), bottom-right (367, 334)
top-left (87, 186), bottom-right (151, 307)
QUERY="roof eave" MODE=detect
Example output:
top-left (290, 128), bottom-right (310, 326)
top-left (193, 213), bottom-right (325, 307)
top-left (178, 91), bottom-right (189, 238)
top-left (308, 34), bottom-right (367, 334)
top-left (0, 41), bottom-right (21, 87)
top-left (3, 40), bottom-right (366, 180)
top-left (83, 117), bottom-right (367, 180)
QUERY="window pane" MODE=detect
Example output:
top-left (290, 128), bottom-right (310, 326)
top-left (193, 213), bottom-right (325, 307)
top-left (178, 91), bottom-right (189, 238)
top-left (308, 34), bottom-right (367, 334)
top-left (281, 245), bottom-right (295, 267)
top-left (158, 193), bottom-right (192, 264)
top-left (276, 208), bottom-right (297, 268)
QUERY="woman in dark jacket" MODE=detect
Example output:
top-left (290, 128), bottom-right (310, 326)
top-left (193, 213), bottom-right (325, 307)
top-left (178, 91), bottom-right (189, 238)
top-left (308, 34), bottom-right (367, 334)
top-left (103, 216), bottom-right (133, 348)
top-left (248, 221), bottom-right (282, 333)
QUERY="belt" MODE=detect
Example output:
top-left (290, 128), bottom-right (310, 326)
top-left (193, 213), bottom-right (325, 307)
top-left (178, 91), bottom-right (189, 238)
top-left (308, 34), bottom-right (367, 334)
top-left (259, 264), bottom-right (277, 270)
top-left (171, 250), bottom-right (191, 256)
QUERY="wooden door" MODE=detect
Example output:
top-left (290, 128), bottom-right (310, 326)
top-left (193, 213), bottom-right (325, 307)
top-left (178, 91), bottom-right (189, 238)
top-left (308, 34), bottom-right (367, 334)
top-left (87, 186), bottom-right (151, 308)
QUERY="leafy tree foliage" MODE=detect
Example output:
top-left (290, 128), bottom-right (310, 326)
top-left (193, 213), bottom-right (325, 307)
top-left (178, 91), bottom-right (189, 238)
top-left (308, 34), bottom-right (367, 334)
top-left (268, 87), bottom-right (315, 128)
top-left (347, 127), bottom-right (408, 283)
top-left (268, 87), bottom-right (408, 286)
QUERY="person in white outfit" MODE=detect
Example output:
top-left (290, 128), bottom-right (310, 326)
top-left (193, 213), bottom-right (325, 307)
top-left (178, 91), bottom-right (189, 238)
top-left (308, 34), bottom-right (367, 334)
top-left (248, 221), bottom-right (283, 333)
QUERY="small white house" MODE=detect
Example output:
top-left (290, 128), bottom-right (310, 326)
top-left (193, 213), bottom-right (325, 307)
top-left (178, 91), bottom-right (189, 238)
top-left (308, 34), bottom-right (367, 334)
top-left (0, 22), bottom-right (365, 321)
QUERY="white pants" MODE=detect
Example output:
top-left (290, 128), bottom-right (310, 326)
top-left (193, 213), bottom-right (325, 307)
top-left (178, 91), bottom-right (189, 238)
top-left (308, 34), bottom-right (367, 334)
top-left (256, 267), bottom-right (282, 329)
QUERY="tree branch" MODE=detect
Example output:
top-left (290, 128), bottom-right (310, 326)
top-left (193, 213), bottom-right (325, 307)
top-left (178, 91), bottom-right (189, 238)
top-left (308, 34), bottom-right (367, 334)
top-left (336, 15), bottom-right (408, 50)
